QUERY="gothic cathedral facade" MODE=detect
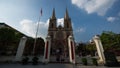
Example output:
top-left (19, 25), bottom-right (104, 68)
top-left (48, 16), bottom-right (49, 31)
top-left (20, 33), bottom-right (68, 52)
top-left (47, 9), bottom-right (74, 57)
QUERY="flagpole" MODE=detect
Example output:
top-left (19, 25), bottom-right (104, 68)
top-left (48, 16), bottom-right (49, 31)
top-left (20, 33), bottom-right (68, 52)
top-left (32, 9), bottom-right (42, 56)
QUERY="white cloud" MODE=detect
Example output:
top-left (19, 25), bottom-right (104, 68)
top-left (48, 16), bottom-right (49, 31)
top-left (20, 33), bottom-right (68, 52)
top-left (107, 17), bottom-right (116, 22)
top-left (71, 0), bottom-right (116, 16)
top-left (75, 27), bottom-right (86, 33)
top-left (20, 19), bottom-right (49, 40)
top-left (57, 18), bottom-right (64, 27)
top-left (107, 12), bottom-right (120, 22)
top-left (19, 18), bottom-right (65, 40)
top-left (20, 19), bottom-right (36, 37)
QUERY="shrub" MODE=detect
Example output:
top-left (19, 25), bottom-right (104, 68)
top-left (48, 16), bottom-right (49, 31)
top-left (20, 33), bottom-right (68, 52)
top-left (81, 58), bottom-right (87, 65)
top-left (21, 56), bottom-right (29, 65)
top-left (104, 51), bottom-right (119, 67)
top-left (92, 58), bottom-right (98, 66)
top-left (32, 56), bottom-right (39, 65)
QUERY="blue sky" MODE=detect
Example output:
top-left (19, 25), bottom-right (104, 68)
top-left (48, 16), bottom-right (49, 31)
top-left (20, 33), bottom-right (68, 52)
top-left (0, 0), bottom-right (120, 42)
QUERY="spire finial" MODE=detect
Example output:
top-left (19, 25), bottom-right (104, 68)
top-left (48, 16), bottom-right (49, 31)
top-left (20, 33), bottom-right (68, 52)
top-left (51, 8), bottom-right (56, 19)
top-left (64, 8), bottom-right (69, 19)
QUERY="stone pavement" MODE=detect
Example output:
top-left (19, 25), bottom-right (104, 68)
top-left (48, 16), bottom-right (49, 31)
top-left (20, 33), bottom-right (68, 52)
top-left (0, 63), bottom-right (119, 68)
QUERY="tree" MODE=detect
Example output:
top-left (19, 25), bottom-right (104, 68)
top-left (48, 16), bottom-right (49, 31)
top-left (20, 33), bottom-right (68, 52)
top-left (23, 37), bottom-right (34, 56)
top-left (0, 27), bottom-right (26, 55)
top-left (24, 37), bottom-right (45, 56)
top-left (86, 43), bottom-right (96, 56)
top-left (100, 31), bottom-right (120, 55)
top-left (0, 27), bottom-right (16, 55)
top-left (76, 43), bottom-right (87, 56)
top-left (34, 37), bottom-right (45, 55)
top-left (0, 27), bottom-right (15, 43)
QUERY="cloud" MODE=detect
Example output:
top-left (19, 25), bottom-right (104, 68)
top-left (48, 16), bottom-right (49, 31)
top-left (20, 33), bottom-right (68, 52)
top-left (57, 18), bottom-right (64, 27)
top-left (75, 27), bottom-right (86, 33)
top-left (19, 18), bottom-right (64, 40)
top-left (107, 16), bottom-right (118, 22)
top-left (107, 17), bottom-right (115, 22)
top-left (20, 19), bottom-right (49, 40)
top-left (71, 0), bottom-right (116, 16)
top-left (20, 19), bottom-right (36, 37)
top-left (107, 12), bottom-right (120, 22)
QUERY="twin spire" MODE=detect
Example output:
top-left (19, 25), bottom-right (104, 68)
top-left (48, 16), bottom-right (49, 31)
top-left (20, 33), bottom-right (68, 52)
top-left (51, 8), bottom-right (70, 19)
top-left (64, 8), bottom-right (69, 19)
top-left (51, 8), bottom-right (56, 19)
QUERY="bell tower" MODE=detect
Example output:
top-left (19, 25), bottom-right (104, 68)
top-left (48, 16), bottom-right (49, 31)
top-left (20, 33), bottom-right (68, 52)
top-left (64, 9), bottom-right (73, 38)
top-left (48, 8), bottom-right (57, 39)
top-left (48, 8), bottom-right (56, 31)
top-left (64, 9), bottom-right (72, 31)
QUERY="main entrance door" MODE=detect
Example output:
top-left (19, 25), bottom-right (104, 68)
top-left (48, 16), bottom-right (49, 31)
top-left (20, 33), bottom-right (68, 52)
top-left (50, 40), bottom-right (69, 62)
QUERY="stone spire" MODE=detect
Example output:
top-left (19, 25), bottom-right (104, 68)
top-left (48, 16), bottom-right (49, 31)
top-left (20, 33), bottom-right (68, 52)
top-left (51, 8), bottom-right (56, 19)
top-left (64, 8), bottom-right (69, 19)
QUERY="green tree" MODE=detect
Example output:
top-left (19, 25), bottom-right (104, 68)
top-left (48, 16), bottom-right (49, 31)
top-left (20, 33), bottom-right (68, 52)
top-left (0, 27), bottom-right (15, 55)
top-left (34, 37), bottom-right (45, 55)
top-left (76, 43), bottom-right (87, 56)
top-left (0, 27), bottom-right (26, 55)
top-left (100, 31), bottom-right (120, 55)
top-left (86, 43), bottom-right (96, 56)
top-left (24, 37), bottom-right (45, 56)
top-left (23, 37), bottom-right (34, 56)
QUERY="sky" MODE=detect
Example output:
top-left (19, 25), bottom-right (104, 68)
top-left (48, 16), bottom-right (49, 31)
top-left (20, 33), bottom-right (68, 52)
top-left (0, 0), bottom-right (120, 42)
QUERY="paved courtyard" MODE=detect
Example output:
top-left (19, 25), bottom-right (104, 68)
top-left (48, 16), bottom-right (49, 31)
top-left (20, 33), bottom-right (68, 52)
top-left (0, 63), bottom-right (119, 68)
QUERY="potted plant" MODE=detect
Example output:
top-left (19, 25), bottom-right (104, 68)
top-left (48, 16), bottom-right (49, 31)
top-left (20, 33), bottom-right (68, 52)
top-left (92, 58), bottom-right (98, 66)
top-left (32, 56), bottom-right (39, 65)
top-left (21, 56), bottom-right (29, 65)
top-left (81, 58), bottom-right (87, 65)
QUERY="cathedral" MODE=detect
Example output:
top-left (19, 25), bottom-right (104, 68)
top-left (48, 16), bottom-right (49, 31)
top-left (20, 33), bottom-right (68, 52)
top-left (47, 9), bottom-right (74, 57)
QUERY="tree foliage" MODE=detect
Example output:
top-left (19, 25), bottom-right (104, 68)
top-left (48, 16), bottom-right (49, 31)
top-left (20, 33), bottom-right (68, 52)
top-left (86, 43), bottom-right (96, 56)
top-left (100, 31), bottom-right (120, 55)
top-left (0, 27), bottom-right (25, 55)
top-left (0, 27), bottom-right (45, 56)
top-left (0, 27), bottom-right (15, 55)
top-left (24, 37), bottom-right (45, 56)
top-left (76, 43), bottom-right (87, 56)
top-left (0, 27), bottom-right (15, 43)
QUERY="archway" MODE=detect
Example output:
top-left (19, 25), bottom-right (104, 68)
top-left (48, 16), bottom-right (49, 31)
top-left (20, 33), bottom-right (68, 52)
top-left (53, 40), bottom-right (68, 62)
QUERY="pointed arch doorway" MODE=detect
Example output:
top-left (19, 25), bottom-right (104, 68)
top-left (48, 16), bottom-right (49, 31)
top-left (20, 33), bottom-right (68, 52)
top-left (53, 40), bottom-right (69, 62)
